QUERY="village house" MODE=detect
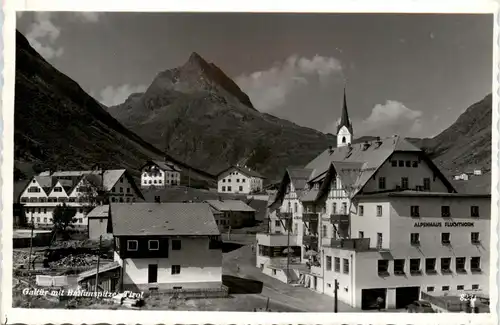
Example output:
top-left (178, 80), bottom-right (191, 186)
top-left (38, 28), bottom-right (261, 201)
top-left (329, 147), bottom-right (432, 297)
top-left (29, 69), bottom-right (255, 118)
top-left (140, 159), bottom-right (182, 188)
top-left (205, 199), bottom-right (256, 229)
top-left (87, 205), bottom-right (110, 240)
top-left (108, 202), bottom-right (223, 291)
top-left (217, 165), bottom-right (264, 194)
top-left (453, 167), bottom-right (484, 181)
top-left (256, 88), bottom-right (491, 310)
top-left (19, 169), bottom-right (143, 229)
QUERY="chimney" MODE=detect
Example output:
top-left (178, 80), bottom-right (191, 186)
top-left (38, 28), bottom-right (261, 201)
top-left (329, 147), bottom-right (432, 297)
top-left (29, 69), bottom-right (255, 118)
top-left (328, 146), bottom-right (334, 154)
top-left (376, 136), bottom-right (381, 141)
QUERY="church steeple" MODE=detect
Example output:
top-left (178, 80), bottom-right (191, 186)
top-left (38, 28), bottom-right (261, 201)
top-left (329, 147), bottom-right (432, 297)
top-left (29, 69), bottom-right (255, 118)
top-left (336, 87), bottom-right (353, 147)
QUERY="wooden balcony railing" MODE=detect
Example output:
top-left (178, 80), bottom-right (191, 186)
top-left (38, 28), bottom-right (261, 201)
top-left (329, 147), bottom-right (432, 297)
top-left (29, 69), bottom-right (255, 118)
top-left (302, 213), bottom-right (319, 223)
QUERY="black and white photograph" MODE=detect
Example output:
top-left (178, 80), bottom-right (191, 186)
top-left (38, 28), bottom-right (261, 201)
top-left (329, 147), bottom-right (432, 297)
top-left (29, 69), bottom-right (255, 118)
top-left (2, 1), bottom-right (498, 323)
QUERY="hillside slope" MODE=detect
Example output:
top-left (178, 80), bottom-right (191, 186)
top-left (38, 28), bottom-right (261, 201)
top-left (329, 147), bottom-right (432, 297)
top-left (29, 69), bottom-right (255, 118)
top-left (107, 52), bottom-right (337, 181)
top-left (14, 31), bottom-right (214, 185)
top-left (408, 94), bottom-right (492, 174)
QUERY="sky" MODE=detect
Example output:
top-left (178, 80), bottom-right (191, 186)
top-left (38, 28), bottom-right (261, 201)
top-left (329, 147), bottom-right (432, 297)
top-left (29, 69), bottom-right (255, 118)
top-left (16, 12), bottom-right (493, 138)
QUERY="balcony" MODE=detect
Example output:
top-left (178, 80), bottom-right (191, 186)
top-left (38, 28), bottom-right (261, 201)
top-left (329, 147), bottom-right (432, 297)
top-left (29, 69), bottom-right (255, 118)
top-left (324, 238), bottom-right (371, 251)
top-left (268, 256), bottom-right (302, 268)
top-left (302, 213), bottom-right (319, 223)
top-left (330, 213), bottom-right (349, 223)
top-left (257, 232), bottom-right (298, 246)
top-left (277, 212), bottom-right (293, 219)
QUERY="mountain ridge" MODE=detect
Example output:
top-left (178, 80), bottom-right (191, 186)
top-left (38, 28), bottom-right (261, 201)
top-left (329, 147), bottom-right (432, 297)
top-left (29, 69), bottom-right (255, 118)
top-left (14, 30), bottom-right (215, 186)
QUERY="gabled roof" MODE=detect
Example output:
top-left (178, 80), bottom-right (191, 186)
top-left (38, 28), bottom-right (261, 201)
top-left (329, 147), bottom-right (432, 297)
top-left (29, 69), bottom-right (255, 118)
top-left (87, 205), bottom-right (109, 218)
top-left (269, 168), bottom-right (314, 208)
top-left (271, 135), bottom-right (456, 207)
top-left (217, 165), bottom-right (265, 179)
top-left (205, 199), bottom-right (256, 212)
top-left (33, 176), bottom-right (54, 194)
top-left (144, 160), bottom-right (182, 172)
top-left (109, 202), bottom-right (220, 236)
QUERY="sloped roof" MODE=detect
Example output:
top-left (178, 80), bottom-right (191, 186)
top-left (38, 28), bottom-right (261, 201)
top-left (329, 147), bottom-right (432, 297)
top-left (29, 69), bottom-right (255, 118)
top-left (87, 205), bottom-right (109, 218)
top-left (34, 176), bottom-right (54, 194)
top-left (205, 199), bottom-right (256, 212)
top-left (288, 168), bottom-right (314, 192)
top-left (109, 202), bottom-right (220, 236)
top-left (300, 189), bottom-right (319, 202)
top-left (217, 165), bottom-right (264, 179)
top-left (246, 199), bottom-right (268, 221)
top-left (77, 261), bottom-right (121, 282)
top-left (151, 160), bottom-right (182, 172)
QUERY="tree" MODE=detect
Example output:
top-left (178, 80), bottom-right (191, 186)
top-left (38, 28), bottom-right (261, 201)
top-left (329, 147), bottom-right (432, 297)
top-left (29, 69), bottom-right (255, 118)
top-left (52, 203), bottom-right (77, 240)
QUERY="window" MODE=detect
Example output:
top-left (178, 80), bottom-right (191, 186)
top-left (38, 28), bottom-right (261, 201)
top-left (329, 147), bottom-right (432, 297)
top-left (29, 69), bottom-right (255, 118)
top-left (359, 205), bottom-right (364, 216)
top-left (127, 240), bottom-right (138, 251)
top-left (441, 233), bottom-right (451, 245)
top-left (457, 285), bottom-right (464, 290)
top-left (326, 256), bottom-right (332, 271)
top-left (36, 217), bottom-right (40, 222)
top-left (394, 259), bottom-right (405, 275)
top-left (378, 177), bottom-right (386, 190)
top-left (242, 179), bottom-right (246, 183)
top-left (154, 180), bottom-right (157, 184)
top-left (441, 257), bottom-right (451, 273)
top-left (425, 258), bottom-right (436, 274)
top-left (410, 233), bottom-right (420, 246)
top-left (343, 258), bottom-right (349, 274)
top-left (127, 188), bottom-right (131, 193)
top-left (222, 186), bottom-right (226, 191)
top-left (148, 240), bottom-right (159, 251)
top-left (410, 206), bottom-right (420, 218)
top-left (423, 178), bottom-right (431, 191)
top-left (120, 187), bottom-right (123, 193)
top-left (376, 233), bottom-right (383, 249)
top-left (358, 231), bottom-right (364, 238)
top-left (172, 239), bottom-right (181, 250)
top-left (441, 206), bottom-right (451, 218)
top-left (442, 286), bottom-right (450, 291)
top-left (43, 217), bottom-right (47, 223)
top-left (427, 286), bottom-right (435, 292)
top-left (332, 203), bottom-right (337, 214)
top-left (405, 160), bottom-right (411, 167)
top-left (53, 187), bottom-right (62, 192)
top-left (456, 257), bottom-right (466, 273)
top-left (171, 265), bottom-right (181, 275)
top-left (239, 186), bottom-right (243, 191)
top-left (401, 177), bottom-right (409, 189)
top-left (43, 208), bottom-right (47, 213)
top-left (334, 257), bottom-right (340, 272)
top-left (275, 220), bottom-right (280, 227)
top-left (222, 179), bottom-right (226, 183)
top-left (472, 284), bottom-right (479, 290)
top-left (471, 206), bottom-right (479, 218)
top-left (412, 161), bottom-right (418, 168)
top-left (377, 260), bottom-right (389, 276)
top-left (294, 223), bottom-right (298, 234)
top-left (398, 160), bottom-right (404, 167)
top-left (391, 160), bottom-right (397, 167)
top-left (410, 258), bottom-right (421, 275)
top-left (471, 232), bottom-right (480, 244)
top-left (470, 257), bottom-right (481, 273)
top-left (376, 205), bottom-right (382, 216)
top-left (342, 202), bottom-right (347, 214)
top-left (228, 186), bottom-right (232, 191)
top-left (322, 225), bottom-right (327, 237)
top-left (236, 179), bottom-right (240, 183)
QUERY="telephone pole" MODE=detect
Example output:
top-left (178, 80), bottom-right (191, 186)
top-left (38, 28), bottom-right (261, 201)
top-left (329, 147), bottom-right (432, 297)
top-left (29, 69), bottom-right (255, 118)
top-left (334, 279), bottom-right (339, 313)
top-left (28, 218), bottom-right (34, 271)
top-left (94, 235), bottom-right (102, 293)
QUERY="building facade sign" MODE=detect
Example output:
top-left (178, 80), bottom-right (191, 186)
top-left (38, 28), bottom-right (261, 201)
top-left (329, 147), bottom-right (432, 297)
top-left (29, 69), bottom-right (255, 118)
top-left (414, 221), bottom-right (474, 228)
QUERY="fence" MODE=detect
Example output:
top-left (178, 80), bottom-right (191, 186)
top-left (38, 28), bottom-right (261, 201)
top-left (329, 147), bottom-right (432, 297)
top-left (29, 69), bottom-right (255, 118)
top-left (150, 285), bottom-right (229, 299)
top-left (15, 265), bottom-right (96, 277)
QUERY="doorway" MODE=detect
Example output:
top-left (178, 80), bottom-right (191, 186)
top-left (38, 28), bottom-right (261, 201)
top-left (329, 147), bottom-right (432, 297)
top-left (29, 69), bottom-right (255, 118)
top-left (361, 288), bottom-right (387, 310)
top-left (148, 264), bottom-right (158, 283)
top-left (395, 286), bottom-right (420, 309)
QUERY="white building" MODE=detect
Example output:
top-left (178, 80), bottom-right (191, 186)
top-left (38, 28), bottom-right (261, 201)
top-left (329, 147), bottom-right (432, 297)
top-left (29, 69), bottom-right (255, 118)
top-left (256, 90), bottom-right (491, 310)
top-left (109, 202), bottom-right (223, 291)
top-left (140, 160), bottom-right (182, 188)
top-left (19, 169), bottom-right (143, 229)
top-left (217, 165), bottom-right (264, 194)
